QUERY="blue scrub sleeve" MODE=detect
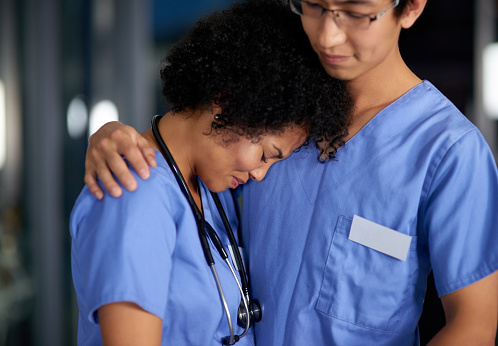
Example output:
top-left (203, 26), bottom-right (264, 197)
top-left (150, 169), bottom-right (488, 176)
top-left (71, 173), bottom-right (177, 324)
top-left (422, 129), bottom-right (498, 296)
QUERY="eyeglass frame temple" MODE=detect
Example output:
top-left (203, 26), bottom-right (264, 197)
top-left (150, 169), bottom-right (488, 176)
top-left (290, 0), bottom-right (401, 23)
top-left (369, 0), bottom-right (400, 23)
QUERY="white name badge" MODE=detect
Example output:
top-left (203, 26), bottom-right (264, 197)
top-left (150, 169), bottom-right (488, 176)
top-left (348, 215), bottom-right (412, 261)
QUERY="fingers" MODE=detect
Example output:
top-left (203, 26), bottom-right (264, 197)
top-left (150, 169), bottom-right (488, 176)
top-left (145, 150), bottom-right (157, 169)
top-left (84, 139), bottom-right (128, 199)
top-left (84, 165), bottom-right (124, 199)
top-left (84, 123), bottom-right (134, 197)
top-left (83, 170), bottom-right (106, 200)
top-left (93, 138), bottom-right (139, 194)
top-left (84, 121), bottom-right (158, 199)
top-left (138, 135), bottom-right (157, 170)
top-left (123, 135), bottom-right (156, 181)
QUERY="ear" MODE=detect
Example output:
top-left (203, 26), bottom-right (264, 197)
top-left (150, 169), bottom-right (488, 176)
top-left (400, 0), bottom-right (428, 29)
top-left (210, 102), bottom-right (223, 118)
top-left (209, 102), bottom-right (226, 127)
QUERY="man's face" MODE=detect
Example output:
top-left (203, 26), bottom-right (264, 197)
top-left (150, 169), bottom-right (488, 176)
top-left (300, 0), bottom-right (404, 82)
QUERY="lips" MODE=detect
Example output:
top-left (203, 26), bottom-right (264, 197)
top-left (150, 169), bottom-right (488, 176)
top-left (319, 52), bottom-right (350, 65)
top-left (232, 177), bottom-right (246, 189)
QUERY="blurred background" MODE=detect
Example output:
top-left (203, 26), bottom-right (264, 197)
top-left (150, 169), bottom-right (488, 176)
top-left (0, 0), bottom-right (496, 345)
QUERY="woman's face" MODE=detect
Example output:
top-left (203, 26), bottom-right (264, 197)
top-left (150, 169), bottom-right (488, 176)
top-left (300, 0), bottom-right (403, 82)
top-left (194, 125), bottom-right (308, 193)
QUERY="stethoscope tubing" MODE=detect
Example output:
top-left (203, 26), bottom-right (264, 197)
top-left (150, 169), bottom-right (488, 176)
top-left (151, 115), bottom-right (251, 344)
top-left (211, 193), bottom-right (250, 299)
top-left (151, 115), bottom-right (214, 265)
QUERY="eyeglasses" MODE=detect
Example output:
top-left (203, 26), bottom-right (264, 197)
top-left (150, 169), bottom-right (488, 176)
top-left (289, 0), bottom-right (400, 30)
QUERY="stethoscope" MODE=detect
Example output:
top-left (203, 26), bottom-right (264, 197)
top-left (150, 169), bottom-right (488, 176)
top-left (151, 115), bottom-right (261, 345)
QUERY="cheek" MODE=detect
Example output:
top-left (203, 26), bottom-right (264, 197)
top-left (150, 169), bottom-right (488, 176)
top-left (232, 153), bottom-right (262, 172)
top-left (348, 37), bottom-right (385, 69)
top-left (220, 143), bottom-right (261, 172)
top-left (196, 142), bottom-right (231, 175)
top-left (348, 30), bottom-right (376, 55)
top-left (354, 25), bottom-right (400, 57)
top-left (301, 18), bottom-right (317, 43)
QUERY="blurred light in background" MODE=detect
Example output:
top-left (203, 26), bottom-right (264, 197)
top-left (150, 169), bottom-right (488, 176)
top-left (89, 100), bottom-right (119, 136)
top-left (483, 42), bottom-right (498, 119)
top-left (67, 96), bottom-right (88, 139)
top-left (0, 79), bottom-right (6, 170)
top-left (94, 0), bottom-right (115, 35)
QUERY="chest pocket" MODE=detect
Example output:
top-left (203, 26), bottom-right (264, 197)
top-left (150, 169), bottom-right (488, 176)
top-left (315, 215), bottom-right (418, 332)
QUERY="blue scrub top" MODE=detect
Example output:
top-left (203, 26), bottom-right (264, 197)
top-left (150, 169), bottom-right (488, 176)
top-left (242, 81), bottom-right (498, 346)
top-left (71, 150), bottom-right (254, 345)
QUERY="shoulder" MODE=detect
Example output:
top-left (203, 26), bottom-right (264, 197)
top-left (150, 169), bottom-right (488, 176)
top-left (400, 81), bottom-right (474, 134)
top-left (418, 82), bottom-right (492, 168)
top-left (388, 81), bottom-right (484, 158)
top-left (70, 151), bottom-right (183, 240)
top-left (125, 150), bottom-right (180, 200)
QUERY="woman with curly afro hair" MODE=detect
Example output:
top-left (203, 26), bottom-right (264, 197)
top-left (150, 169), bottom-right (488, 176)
top-left (70, 0), bottom-right (351, 345)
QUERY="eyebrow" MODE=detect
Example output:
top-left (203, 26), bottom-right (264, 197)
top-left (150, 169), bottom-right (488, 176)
top-left (329, 0), bottom-right (376, 6)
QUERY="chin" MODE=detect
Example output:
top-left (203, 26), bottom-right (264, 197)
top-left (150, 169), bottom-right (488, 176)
top-left (319, 62), bottom-right (356, 81)
top-left (322, 67), bottom-right (353, 81)
top-left (207, 184), bottom-right (228, 194)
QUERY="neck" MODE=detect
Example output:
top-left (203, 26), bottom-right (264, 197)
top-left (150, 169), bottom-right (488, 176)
top-left (143, 111), bottom-right (201, 198)
top-left (345, 48), bottom-right (422, 140)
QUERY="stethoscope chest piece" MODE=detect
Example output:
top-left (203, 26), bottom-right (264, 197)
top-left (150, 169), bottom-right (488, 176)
top-left (237, 299), bottom-right (262, 327)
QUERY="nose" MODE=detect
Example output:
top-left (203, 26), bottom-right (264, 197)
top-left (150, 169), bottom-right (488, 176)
top-left (316, 13), bottom-right (347, 49)
top-left (249, 165), bottom-right (271, 182)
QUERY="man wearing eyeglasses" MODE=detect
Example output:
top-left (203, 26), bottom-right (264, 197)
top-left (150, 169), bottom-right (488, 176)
top-left (85, 0), bottom-right (498, 345)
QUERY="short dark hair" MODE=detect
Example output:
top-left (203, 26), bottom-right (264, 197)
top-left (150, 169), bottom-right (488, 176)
top-left (394, 0), bottom-right (412, 18)
top-left (160, 0), bottom-right (352, 160)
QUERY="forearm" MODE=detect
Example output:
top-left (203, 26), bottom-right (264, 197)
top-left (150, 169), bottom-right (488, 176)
top-left (427, 321), bottom-right (497, 346)
top-left (428, 271), bottom-right (498, 346)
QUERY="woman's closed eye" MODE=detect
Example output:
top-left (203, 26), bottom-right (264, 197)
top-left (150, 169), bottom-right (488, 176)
top-left (261, 153), bottom-right (268, 163)
top-left (262, 147), bottom-right (285, 164)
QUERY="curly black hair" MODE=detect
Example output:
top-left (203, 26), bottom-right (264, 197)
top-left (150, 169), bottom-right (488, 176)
top-left (160, 0), bottom-right (352, 160)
